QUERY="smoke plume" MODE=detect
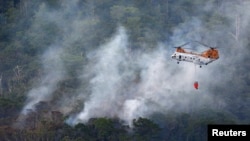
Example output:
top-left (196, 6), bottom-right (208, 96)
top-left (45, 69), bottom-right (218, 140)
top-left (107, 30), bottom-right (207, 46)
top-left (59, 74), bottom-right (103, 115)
top-left (21, 46), bottom-right (65, 115)
top-left (17, 0), bottom-right (250, 127)
top-left (66, 26), bottom-right (220, 126)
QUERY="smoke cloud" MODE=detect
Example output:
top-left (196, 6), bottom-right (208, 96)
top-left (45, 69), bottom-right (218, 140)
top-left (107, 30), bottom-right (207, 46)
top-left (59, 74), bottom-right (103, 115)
top-left (66, 26), bottom-right (220, 126)
top-left (21, 46), bottom-right (65, 115)
top-left (17, 0), bottom-right (250, 127)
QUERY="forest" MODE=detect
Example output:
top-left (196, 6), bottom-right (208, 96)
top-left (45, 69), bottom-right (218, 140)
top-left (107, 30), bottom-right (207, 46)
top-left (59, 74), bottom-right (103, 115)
top-left (0, 0), bottom-right (250, 141)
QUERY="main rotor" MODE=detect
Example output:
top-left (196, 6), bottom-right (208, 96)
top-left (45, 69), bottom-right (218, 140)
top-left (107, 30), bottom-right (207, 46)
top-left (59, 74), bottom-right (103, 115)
top-left (173, 41), bottom-right (218, 50)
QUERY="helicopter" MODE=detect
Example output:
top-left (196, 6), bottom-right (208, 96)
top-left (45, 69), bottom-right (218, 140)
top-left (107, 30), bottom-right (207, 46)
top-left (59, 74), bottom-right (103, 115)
top-left (171, 41), bottom-right (219, 68)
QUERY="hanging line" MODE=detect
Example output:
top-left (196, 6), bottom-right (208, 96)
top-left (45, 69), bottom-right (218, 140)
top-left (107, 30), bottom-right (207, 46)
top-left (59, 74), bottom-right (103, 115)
top-left (193, 64), bottom-right (199, 90)
top-left (194, 63), bottom-right (197, 80)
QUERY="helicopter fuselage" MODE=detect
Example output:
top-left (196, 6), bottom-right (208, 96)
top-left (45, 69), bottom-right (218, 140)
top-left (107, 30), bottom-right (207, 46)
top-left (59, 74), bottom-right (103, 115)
top-left (171, 52), bottom-right (216, 67)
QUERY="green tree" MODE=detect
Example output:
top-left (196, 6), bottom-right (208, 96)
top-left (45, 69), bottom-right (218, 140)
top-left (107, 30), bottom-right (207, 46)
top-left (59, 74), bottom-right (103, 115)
top-left (133, 117), bottom-right (161, 141)
top-left (90, 118), bottom-right (116, 140)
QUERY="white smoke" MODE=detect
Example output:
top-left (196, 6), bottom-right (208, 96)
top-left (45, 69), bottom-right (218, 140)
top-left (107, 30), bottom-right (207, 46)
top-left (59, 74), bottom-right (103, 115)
top-left (67, 26), bottom-right (218, 126)
top-left (21, 47), bottom-right (65, 115)
top-left (67, 26), bottom-right (132, 124)
top-left (19, 0), bottom-right (98, 116)
top-left (17, 0), bottom-right (250, 127)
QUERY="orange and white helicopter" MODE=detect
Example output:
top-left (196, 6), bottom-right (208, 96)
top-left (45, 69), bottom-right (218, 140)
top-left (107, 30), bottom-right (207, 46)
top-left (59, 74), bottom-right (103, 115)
top-left (171, 41), bottom-right (219, 68)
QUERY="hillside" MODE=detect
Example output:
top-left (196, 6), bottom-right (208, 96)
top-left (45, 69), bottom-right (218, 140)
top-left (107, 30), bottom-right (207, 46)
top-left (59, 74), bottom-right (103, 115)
top-left (0, 0), bottom-right (250, 140)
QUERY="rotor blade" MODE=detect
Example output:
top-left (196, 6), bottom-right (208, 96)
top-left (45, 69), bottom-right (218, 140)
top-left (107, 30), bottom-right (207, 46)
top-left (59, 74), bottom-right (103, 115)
top-left (179, 42), bottom-right (190, 47)
top-left (173, 47), bottom-right (193, 50)
top-left (173, 42), bottom-right (190, 48)
top-left (193, 40), bottom-right (210, 47)
top-left (193, 40), bottom-right (218, 49)
top-left (181, 47), bottom-right (193, 50)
